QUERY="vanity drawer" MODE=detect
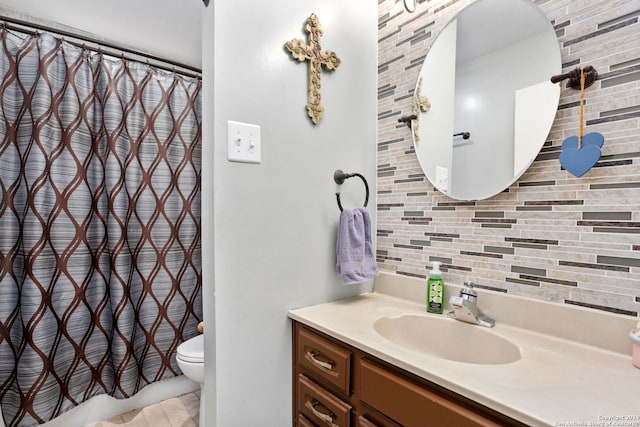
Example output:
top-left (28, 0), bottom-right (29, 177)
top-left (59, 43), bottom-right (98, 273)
top-left (298, 374), bottom-right (352, 427)
top-left (297, 326), bottom-right (351, 394)
top-left (356, 416), bottom-right (380, 427)
top-left (298, 413), bottom-right (316, 427)
top-left (359, 359), bottom-right (502, 427)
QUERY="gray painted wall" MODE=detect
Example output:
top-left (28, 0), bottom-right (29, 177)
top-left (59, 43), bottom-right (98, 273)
top-left (203, 1), bottom-right (377, 425)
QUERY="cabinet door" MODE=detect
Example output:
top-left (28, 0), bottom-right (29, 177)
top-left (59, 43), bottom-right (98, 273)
top-left (297, 327), bottom-right (351, 394)
top-left (298, 374), bottom-right (352, 427)
top-left (359, 359), bottom-right (503, 427)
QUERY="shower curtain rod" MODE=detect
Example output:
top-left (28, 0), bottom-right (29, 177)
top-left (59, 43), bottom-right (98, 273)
top-left (0, 14), bottom-right (202, 79)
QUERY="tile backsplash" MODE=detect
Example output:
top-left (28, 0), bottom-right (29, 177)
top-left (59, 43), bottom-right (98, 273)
top-left (377, 0), bottom-right (640, 316)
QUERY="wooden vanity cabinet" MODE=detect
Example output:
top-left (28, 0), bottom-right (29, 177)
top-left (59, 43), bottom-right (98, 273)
top-left (292, 321), bottom-right (524, 427)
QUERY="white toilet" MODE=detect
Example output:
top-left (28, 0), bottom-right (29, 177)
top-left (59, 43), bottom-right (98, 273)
top-left (176, 334), bottom-right (205, 426)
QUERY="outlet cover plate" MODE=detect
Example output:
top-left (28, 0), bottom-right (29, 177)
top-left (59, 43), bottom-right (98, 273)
top-left (436, 165), bottom-right (448, 192)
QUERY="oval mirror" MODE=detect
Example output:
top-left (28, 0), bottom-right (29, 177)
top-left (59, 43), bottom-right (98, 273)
top-left (413, 0), bottom-right (561, 200)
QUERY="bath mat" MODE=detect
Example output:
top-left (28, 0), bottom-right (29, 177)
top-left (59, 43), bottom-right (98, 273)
top-left (84, 397), bottom-right (197, 427)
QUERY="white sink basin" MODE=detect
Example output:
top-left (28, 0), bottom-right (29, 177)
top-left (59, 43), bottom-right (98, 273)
top-left (374, 313), bottom-right (521, 365)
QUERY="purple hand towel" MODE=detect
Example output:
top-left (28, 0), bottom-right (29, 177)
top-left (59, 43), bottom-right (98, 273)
top-left (336, 207), bottom-right (379, 284)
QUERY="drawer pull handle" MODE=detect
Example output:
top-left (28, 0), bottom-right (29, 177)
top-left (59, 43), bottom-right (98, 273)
top-left (305, 400), bottom-right (337, 427)
top-left (306, 351), bottom-right (333, 371)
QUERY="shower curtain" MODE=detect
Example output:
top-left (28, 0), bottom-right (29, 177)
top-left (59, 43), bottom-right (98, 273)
top-left (0, 27), bottom-right (202, 427)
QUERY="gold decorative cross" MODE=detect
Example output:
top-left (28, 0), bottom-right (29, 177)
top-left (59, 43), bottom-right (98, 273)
top-left (285, 13), bottom-right (341, 125)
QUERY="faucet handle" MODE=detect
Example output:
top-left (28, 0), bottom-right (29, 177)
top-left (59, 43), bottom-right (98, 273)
top-left (460, 280), bottom-right (477, 302)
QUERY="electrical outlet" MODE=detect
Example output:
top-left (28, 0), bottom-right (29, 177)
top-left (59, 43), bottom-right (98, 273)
top-left (436, 166), bottom-right (448, 191)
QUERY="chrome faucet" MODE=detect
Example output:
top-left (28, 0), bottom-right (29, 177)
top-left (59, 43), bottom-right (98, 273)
top-left (447, 281), bottom-right (495, 328)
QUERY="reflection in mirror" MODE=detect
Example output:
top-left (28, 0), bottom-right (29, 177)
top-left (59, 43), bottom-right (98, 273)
top-left (414, 0), bottom-right (561, 200)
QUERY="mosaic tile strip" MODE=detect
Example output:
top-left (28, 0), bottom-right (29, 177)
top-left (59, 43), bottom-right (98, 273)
top-left (558, 260), bottom-right (628, 272)
top-left (484, 246), bottom-right (515, 255)
top-left (429, 256), bottom-right (453, 264)
top-left (460, 251), bottom-right (504, 259)
top-left (519, 275), bottom-right (578, 288)
top-left (506, 277), bottom-right (541, 287)
top-left (470, 283), bottom-right (508, 293)
top-left (590, 182), bottom-right (640, 189)
top-left (565, 300), bottom-right (637, 317)
top-left (563, 19), bottom-right (637, 47)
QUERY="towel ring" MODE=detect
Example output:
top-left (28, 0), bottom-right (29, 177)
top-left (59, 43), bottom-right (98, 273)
top-left (334, 169), bottom-right (369, 212)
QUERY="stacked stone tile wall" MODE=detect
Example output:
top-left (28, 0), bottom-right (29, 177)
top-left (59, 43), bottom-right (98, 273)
top-left (377, 0), bottom-right (640, 316)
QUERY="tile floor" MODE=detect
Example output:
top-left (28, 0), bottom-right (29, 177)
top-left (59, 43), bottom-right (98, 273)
top-left (86, 391), bottom-right (200, 427)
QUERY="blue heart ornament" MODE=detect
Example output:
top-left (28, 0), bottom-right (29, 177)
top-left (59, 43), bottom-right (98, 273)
top-left (559, 132), bottom-right (605, 178)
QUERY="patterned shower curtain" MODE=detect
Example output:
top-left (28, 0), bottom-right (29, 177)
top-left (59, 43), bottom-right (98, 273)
top-left (0, 27), bottom-right (202, 427)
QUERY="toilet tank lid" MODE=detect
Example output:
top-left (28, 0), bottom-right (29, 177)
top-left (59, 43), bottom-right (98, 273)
top-left (177, 334), bottom-right (204, 362)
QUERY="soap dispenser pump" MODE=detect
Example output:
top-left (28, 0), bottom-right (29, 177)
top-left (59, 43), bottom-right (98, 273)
top-left (427, 261), bottom-right (445, 314)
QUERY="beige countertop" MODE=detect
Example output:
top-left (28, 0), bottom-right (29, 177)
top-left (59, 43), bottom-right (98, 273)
top-left (289, 274), bottom-right (640, 427)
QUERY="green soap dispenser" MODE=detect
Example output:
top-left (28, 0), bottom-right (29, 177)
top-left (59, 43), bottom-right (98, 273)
top-left (427, 261), bottom-right (445, 314)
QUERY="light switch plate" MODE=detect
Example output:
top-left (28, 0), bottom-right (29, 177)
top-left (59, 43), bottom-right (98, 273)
top-left (227, 120), bottom-right (261, 163)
